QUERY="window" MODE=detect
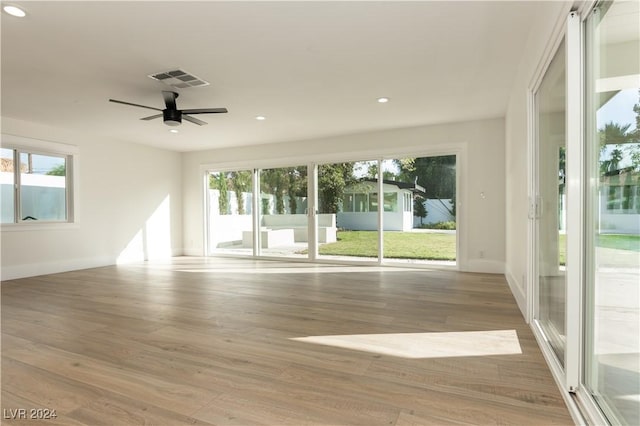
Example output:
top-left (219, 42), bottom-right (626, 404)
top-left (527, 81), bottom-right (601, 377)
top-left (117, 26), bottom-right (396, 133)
top-left (342, 194), bottom-right (354, 212)
top-left (1, 136), bottom-right (76, 225)
top-left (383, 192), bottom-right (397, 212)
top-left (368, 192), bottom-right (378, 212)
top-left (404, 193), bottom-right (412, 212)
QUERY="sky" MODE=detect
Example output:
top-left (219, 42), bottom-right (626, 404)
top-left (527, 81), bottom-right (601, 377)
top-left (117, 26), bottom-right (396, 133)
top-left (1, 149), bottom-right (65, 174)
top-left (598, 88), bottom-right (639, 167)
top-left (598, 88), bottom-right (638, 131)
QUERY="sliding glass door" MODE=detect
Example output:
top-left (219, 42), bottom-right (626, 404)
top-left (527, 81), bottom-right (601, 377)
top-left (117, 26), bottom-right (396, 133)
top-left (381, 156), bottom-right (456, 265)
top-left (259, 166), bottom-right (308, 258)
top-left (207, 170), bottom-right (254, 256)
top-left (534, 38), bottom-right (567, 367)
top-left (585, 2), bottom-right (639, 424)
top-left (316, 160), bottom-right (378, 262)
top-left (206, 155), bottom-right (459, 266)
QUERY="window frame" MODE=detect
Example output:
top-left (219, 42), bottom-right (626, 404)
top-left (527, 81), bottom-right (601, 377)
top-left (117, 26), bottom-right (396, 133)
top-left (1, 134), bottom-right (79, 230)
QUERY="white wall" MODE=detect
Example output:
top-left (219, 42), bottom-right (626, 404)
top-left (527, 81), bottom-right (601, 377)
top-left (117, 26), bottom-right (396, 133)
top-left (183, 117), bottom-right (506, 273)
top-left (504, 1), bottom-right (572, 315)
top-left (0, 117), bottom-right (183, 280)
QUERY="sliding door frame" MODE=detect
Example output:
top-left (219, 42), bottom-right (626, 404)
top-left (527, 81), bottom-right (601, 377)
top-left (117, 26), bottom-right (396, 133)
top-left (528, 3), bottom-right (612, 425)
top-left (527, 4), bottom-right (578, 422)
top-left (201, 143), bottom-right (466, 269)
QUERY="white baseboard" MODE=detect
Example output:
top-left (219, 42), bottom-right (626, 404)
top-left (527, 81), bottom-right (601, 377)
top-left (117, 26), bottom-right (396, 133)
top-left (505, 266), bottom-right (527, 319)
top-left (464, 259), bottom-right (505, 274)
top-left (1, 255), bottom-right (115, 281)
top-left (183, 248), bottom-right (204, 256)
top-left (1, 248), bottom-right (185, 281)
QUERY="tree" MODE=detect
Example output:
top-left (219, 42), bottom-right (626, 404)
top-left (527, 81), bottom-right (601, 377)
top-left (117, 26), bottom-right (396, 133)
top-left (286, 167), bottom-right (307, 214)
top-left (395, 155), bottom-right (456, 217)
top-left (599, 122), bottom-right (632, 147)
top-left (261, 198), bottom-right (270, 215)
top-left (413, 197), bottom-right (427, 225)
top-left (598, 122), bottom-right (633, 174)
top-left (46, 164), bottom-right (66, 176)
top-left (209, 173), bottom-right (229, 215)
top-left (229, 170), bottom-right (252, 215)
top-left (629, 89), bottom-right (640, 172)
top-left (261, 169), bottom-right (287, 214)
top-left (318, 163), bottom-right (357, 214)
top-left (633, 89), bottom-right (640, 141)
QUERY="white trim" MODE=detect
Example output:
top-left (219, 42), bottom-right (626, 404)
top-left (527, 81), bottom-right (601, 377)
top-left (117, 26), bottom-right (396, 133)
top-left (202, 169), bottom-right (210, 256)
top-left (252, 168), bottom-right (260, 256)
top-left (564, 9), bottom-right (584, 394)
top-left (377, 159), bottom-right (384, 265)
top-left (308, 163), bottom-right (318, 261)
top-left (1, 133), bottom-right (79, 155)
top-left (526, 87), bottom-right (537, 324)
top-left (199, 142), bottom-right (465, 175)
top-left (528, 3), bottom-right (574, 95)
top-left (1, 222), bottom-right (80, 232)
top-left (0, 255), bottom-right (114, 281)
top-left (505, 266), bottom-right (527, 317)
top-left (183, 248), bottom-right (203, 257)
top-left (1, 133), bottom-right (79, 228)
top-left (464, 259), bottom-right (504, 274)
top-left (454, 147), bottom-right (466, 271)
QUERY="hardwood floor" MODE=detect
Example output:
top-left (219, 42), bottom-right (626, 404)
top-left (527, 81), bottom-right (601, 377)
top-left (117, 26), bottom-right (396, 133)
top-left (1, 257), bottom-right (573, 425)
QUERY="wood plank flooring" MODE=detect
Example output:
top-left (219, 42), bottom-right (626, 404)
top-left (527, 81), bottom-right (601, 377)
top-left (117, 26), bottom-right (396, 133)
top-left (1, 257), bottom-right (573, 425)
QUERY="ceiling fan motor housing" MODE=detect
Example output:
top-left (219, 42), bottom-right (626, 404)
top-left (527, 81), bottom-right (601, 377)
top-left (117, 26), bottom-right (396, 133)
top-left (163, 109), bottom-right (182, 126)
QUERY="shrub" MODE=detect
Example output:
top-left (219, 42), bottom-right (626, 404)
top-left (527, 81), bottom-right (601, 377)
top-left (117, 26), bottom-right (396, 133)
top-left (421, 221), bottom-right (456, 230)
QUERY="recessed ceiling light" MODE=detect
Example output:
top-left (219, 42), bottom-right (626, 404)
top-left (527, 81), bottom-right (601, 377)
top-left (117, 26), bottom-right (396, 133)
top-left (377, 97), bottom-right (390, 103)
top-left (3, 5), bottom-right (26, 17)
top-left (256, 116), bottom-right (266, 121)
top-left (169, 129), bottom-right (179, 134)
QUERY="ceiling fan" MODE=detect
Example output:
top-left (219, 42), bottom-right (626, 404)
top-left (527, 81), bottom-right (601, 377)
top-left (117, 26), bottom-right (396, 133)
top-left (109, 91), bottom-right (228, 126)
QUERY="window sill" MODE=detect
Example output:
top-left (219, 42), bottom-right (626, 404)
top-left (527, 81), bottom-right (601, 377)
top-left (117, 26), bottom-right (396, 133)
top-left (1, 222), bottom-right (79, 232)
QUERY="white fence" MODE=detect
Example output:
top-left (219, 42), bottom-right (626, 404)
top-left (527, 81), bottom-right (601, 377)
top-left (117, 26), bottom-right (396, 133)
top-left (413, 199), bottom-right (455, 227)
top-left (1, 172), bottom-right (66, 222)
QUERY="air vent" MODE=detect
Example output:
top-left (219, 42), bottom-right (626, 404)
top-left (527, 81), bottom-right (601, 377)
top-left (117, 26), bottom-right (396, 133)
top-left (148, 69), bottom-right (210, 89)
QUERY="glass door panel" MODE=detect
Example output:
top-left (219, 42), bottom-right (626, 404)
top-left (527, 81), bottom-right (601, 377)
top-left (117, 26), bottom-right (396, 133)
top-left (259, 166), bottom-right (308, 258)
top-left (585, 2), bottom-right (640, 424)
top-left (317, 160), bottom-right (378, 262)
top-left (208, 170), bottom-right (254, 256)
top-left (381, 156), bottom-right (456, 265)
top-left (1, 148), bottom-right (15, 223)
top-left (535, 39), bottom-right (567, 366)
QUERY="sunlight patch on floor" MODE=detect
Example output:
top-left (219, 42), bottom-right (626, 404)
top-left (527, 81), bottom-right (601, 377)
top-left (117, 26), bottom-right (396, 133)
top-left (291, 330), bottom-right (522, 359)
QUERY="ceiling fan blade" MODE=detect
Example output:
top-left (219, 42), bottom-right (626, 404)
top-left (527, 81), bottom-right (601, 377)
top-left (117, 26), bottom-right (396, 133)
top-left (140, 114), bottom-right (163, 121)
top-left (109, 99), bottom-right (162, 111)
top-left (181, 108), bottom-right (228, 114)
top-left (162, 91), bottom-right (178, 110)
top-left (183, 115), bottom-right (207, 126)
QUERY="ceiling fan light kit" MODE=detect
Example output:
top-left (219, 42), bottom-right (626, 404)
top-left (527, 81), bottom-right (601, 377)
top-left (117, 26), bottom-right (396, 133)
top-left (109, 91), bottom-right (227, 127)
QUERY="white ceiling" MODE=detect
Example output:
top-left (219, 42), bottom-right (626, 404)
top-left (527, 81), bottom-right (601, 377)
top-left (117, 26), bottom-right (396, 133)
top-left (1, 1), bottom-right (544, 152)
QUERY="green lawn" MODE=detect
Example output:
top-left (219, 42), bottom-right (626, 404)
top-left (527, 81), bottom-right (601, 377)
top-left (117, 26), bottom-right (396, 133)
top-left (319, 230), bottom-right (456, 260)
top-left (559, 233), bottom-right (639, 265)
top-left (320, 231), bottom-right (637, 263)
